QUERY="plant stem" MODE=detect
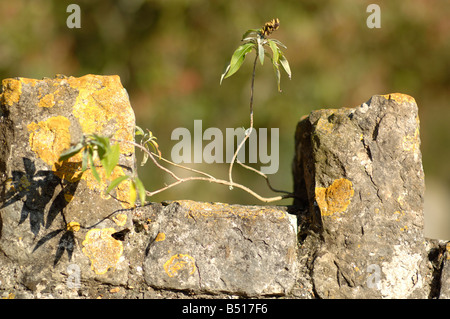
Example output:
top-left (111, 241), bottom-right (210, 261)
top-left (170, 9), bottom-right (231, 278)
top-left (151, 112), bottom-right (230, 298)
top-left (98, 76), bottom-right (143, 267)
top-left (112, 138), bottom-right (287, 203)
top-left (228, 54), bottom-right (258, 187)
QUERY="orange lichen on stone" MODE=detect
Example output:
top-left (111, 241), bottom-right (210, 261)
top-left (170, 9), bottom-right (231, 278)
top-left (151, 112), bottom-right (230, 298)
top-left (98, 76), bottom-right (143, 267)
top-left (82, 228), bottom-right (124, 275)
top-left (112, 213), bottom-right (128, 227)
top-left (163, 254), bottom-right (196, 278)
top-left (27, 116), bottom-right (72, 166)
top-left (1, 79), bottom-right (22, 106)
top-left (382, 93), bottom-right (416, 105)
top-left (315, 178), bottom-right (354, 217)
top-left (38, 93), bottom-right (55, 108)
top-left (155, 232), bottom-right (166, 242)
top-left (66, 221), bottom-right (80, 232)
top-left (69, 74), bottom-right (135, 154)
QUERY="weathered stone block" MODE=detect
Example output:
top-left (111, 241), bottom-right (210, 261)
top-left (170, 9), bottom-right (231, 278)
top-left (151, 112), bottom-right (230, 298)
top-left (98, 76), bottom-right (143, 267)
top-left (293, 93), bottom-right (428, 298)
top-left (143, 200), bottom-right (298, 297)
top-left (0, 75), bottom-right (135, 285)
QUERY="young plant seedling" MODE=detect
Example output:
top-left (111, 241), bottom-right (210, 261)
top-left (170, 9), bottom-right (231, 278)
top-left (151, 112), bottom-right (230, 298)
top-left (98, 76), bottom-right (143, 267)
top-left (220, 18), bottom-right (291, 187)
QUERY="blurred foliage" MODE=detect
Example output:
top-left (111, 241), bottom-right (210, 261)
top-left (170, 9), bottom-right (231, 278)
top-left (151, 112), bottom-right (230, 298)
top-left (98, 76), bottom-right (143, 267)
top-left (1, 0), bottom-right (450, 206)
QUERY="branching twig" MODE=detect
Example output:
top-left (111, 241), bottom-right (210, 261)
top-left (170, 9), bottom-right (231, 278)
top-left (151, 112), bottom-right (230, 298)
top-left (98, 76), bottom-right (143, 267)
top-left (112, 138), bottom-right (287, 203)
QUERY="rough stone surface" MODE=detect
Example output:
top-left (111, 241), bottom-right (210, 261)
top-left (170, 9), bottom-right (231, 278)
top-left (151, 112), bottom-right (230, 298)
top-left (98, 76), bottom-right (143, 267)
top-left (0, 77), bottom-right (448, 299)
top-left (293, 93), bottom-right (431, 298)
top-left (0, 75), bottom-right (136, 289)
top-left (143, 200), bottom-right (298, 297)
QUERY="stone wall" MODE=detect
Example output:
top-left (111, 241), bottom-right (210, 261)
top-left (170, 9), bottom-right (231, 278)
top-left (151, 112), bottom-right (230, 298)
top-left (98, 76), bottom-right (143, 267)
top-left (0, 75), bottom-right (448, 299)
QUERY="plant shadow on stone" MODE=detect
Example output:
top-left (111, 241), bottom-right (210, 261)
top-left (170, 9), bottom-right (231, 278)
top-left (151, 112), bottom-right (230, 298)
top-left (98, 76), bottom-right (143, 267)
top-left (1, 157), bottom-right (79, 266)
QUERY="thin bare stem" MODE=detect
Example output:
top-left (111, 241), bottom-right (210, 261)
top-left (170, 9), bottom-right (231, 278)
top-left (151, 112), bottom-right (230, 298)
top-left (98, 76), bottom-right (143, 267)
top-left (228, 54), bottom-right (258, 187)
top-left (236, 160), bottom-right (291, 195)
top-left (112, 138), bottom-right (284, 202)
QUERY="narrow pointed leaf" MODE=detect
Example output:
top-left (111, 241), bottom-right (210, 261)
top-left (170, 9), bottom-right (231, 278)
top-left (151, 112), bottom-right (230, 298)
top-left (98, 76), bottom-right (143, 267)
top-left (267, 39), bottom-right (279, 64)
top-left (273, 63), bottom-right (282, 92)
top-left (88, 152), bottom-right (101, 183)
top-left (101, 143), bottom-right (120, 178)
top-left (279, 50), bottom-right (292, 79)
top-left (134, 177), bottom-right (146, 205)
top-left (270, 38), bottom-right (287, 49)
top-left (241, 28), bottom-right (260, 40)
top-left (129, 181), bottom-right (137, 205)
top-left (106, 175), bottom-right (129, 194)
top-left (135, 125), bottom-right (145, 136)
top-left (58, 143), bottom-right (83, 162)
top-left (220, 42), bottom-right (255, 83)
top-left (82, 148), bottom-right (89, 172)
top-left (257, 36), bottom-right (264, 65)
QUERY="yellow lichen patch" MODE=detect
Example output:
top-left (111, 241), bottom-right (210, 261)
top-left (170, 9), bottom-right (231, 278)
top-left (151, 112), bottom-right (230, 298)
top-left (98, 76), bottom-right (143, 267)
top-left (1, 78), bottom-right (22, 106)
top-left (315, 178), bottom-right (354, 217)
top-left (66, 221), bottom-right (80, 232)
top-left (53, 161), bottom-right (83, 183)
top-left (82, 228), bottom-right (124, 275)
top-left (382, 93), bottom-right (416, 105)
top-left (27, 116), bottom-right (72, 166)
top-left (38, 93), bottom-right (55, 108)
top-left (69, 75), bottom-right (135, 154)
top-left (112, 214), bottom-right (127, 227)
top-left (315, 109), bottom-right (338, 134)
top-left (163, 254), bottom-right (196, 278)
top-left (155, 232), bottom-right (166, 242)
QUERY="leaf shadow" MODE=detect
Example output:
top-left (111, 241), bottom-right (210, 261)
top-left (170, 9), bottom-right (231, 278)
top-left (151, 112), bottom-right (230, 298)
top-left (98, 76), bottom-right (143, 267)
top-left (1, 157), bottom-right (80, 266)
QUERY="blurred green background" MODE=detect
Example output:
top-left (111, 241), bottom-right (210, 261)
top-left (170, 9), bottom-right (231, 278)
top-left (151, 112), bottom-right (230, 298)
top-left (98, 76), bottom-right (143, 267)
top-left (1, 1), bottom-right (449, 238)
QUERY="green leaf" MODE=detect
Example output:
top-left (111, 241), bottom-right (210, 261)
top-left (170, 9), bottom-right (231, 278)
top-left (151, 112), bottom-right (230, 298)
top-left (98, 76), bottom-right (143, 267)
top-left (140, 153), bottom-right (149, 167)
top-left (134, 177), bottom-right (146, 205)
top-left (269, 38), bottom-right (287, 49)
top-left (279, 50), bottom-right (292, 79)
top-left (220, 42), bottom-right (255, 84)
top-left (241, 28), bottom-right (260, 40)
top-left (257, 36), bottom-right (264, 65)
top-left (82, 147), bottom-right (89, 172)
top-left (267, 39), bottom-right (279, 64)
top-left (58, 143), bottom-right (84, 162)
top-left (90, 135), bottom-right (110, 159)
top-left (135, 125), bottom-right (145, 136)
top-left (106, 175), bottom-right (130, 194)
top-left (101, 143), bottom-right (120, 178)
top-left (129, 181), bottom-right (137, 205)
top-left (88, 150), bottom-right (101, 182)
top-left (273, 63), bottom-right (282, 92)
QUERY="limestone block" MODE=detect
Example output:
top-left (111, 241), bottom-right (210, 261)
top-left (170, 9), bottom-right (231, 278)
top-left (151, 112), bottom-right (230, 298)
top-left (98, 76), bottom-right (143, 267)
top-left (143, 200), bottom-right (298, 297)
top-left (0, 75), bottom-right (135, 286)
top-left (293, 93), bottom-right (428, 298)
